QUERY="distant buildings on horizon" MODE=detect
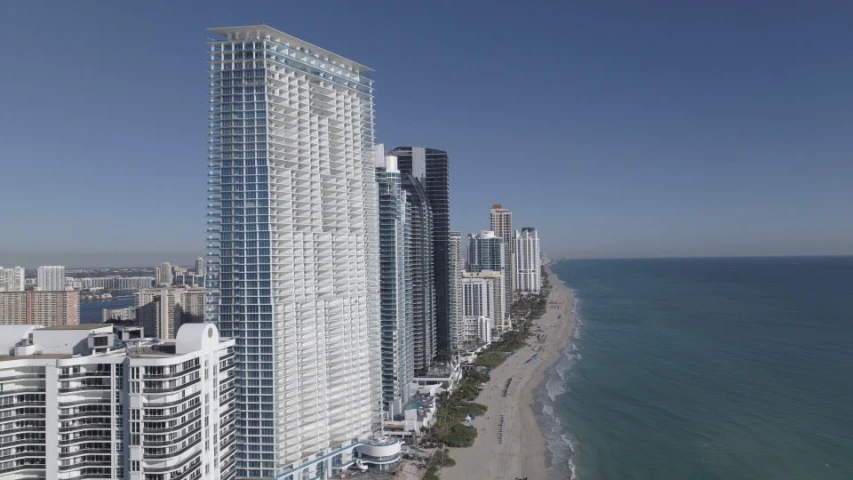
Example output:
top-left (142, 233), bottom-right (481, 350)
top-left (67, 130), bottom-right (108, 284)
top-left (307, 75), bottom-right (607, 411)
top-left (0, 290), bottom-right (80, 327)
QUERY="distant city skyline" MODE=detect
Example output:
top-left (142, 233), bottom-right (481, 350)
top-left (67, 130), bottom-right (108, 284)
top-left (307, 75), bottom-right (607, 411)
top-left (2, 2), bottom-right (853, 263)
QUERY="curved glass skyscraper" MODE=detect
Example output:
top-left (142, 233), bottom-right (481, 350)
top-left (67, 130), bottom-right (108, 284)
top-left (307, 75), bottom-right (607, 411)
top-left (391, 147), bottom-right (450, 356)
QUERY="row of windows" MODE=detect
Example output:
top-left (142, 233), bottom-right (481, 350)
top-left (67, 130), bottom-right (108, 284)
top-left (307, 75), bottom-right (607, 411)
top-left (220, 183), bottom-right (268, 192)
top-left (216, 135), bottom-right (267, 144)
top-left (219, 283), bottom-right (271, 291)
top-left (221, 167), bottom-right (268, 176)
top-left (219, 264), bottom-right (271, 272)
top-left (218, 129), bottom-right (267, 137)
top-left (218, 141), bottom-right (268, 151)
top-left (221, 221), bottom-right (269, 229)
top-left (217, 93), bottom-right (266, 102)
top-left (215, 51), bottom-right (265, 61)
top-left (215, 118), bottom-right (265, 128)
top-left (219, 305), bottom-right (272, 314)
top-left (220, 192), bottom-right (268, 201)
top-left (220, 295), bottom-right (271, 304)
top-left (212, 42), bottom-right (265, 51)
top-left (216, 69), bottom-right (266, 79)
top-left (218, 224), bottom-right (267, 233)
top-left (214, 78), bottom-right (261, 89)
top-left (239, 379), bottom-right (274, 386)
top-left (214, 111), bottom-right (266, 121)
top-left (216, 321), bottom-right (274, 330)
top-left (219, 248), bottom-right (270, 256)
top-left (217, 103), bottom-right (266, 112)
top-left (219, 184), bottom-right (267, 194)
top-left (220, 232), bottom-right (271, 240)
top-left (213, 86), bottom-right (265, 95)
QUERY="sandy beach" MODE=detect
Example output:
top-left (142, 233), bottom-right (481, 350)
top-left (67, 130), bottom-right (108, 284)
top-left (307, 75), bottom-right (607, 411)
top-left (443, 269), bottom-right (576, 480)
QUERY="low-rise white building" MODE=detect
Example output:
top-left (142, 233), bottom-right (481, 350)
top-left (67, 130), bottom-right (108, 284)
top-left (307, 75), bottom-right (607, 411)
top-left (0, 323), bottom-right (236, 480)
top-left (413, 360), bottom-right (463, 396)
top-left (382, 393), bottom-right (438, 441)
top-left (103, 305), bottom-right (136, 322)
top-left (464, 315), bottom-right (493, 345)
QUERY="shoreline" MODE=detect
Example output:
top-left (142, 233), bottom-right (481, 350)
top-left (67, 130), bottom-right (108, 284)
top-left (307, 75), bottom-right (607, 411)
top-left (443, 268), bottom-right (576, 480)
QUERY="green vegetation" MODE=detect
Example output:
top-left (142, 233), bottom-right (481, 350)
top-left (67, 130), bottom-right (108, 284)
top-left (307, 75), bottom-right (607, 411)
top-left (471, 351), bottom-right (505, 368)
top-left (425, 372), bottom-right (490, 448)
top-left (473, 273), bottom-right (551, 370)
top-left (423, 270), bottom-right (556, 477)
top-left (424, 445), bottom-right (458, 478)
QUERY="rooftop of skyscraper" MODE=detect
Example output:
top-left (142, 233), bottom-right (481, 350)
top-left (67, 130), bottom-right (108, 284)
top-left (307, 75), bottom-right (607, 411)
top-left (209, 24), bottom-right (373, 73)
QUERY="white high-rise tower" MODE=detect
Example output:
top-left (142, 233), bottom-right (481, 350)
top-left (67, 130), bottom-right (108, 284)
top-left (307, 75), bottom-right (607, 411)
top-left (515, 227), bottom-right (542, 294)
top-left (206, 25), bottom-right (391, 480)
top-left (36, 265), bottom-right (65, 291)
top-left (0, 266), bottom-right (25, 292)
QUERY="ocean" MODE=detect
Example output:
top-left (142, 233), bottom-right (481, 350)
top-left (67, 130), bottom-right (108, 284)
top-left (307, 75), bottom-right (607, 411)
top-left (80, 297), bottom-right (135, 323)
top-left (542, 257), bottom-right (853, 480)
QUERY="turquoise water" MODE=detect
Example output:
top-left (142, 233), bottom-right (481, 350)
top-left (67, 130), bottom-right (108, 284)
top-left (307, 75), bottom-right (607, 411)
top-left (543, 257), bottom-right (853, 480)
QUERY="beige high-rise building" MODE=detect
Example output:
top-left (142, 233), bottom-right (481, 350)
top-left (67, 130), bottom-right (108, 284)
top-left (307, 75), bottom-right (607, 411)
top-left (490, 204), bottom-right (514, 302)
top-left (181, 287), bottom-right (207, 324)
top-left (0, 290), bottom-right (79, 326)
top-left (135, 287), bottom-right (183, 339)
top-left (135, 287), bottom-right (208, 339)
top-left (0, 293), bottom-right (27, 325)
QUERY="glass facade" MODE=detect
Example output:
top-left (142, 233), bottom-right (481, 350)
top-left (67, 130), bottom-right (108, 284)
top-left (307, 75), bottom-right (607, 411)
top-left (401, 174), bottom-right (436, 373)
top-left (376, 164), bottom-right (413, 413)
top-left (207, 26), bottom-right (378, 480)
top-left (467, 232), bottom-right (511, 324)
top-left (392, 147), bottom-right (450, 354)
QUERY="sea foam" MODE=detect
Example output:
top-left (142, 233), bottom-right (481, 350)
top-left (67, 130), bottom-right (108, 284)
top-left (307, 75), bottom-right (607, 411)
top-left (539, 293), bottom-right (583, 479)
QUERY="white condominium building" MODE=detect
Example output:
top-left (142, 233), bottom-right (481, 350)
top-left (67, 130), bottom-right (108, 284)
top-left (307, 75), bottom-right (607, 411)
top-left (515, 227), bottom-right (542, 294)
top-left (448, 232), bottom-right (464, 350)
top-left (36, 266), bottom-right (65, 291)
top-left (467, 231), bottom-right (511, 325)
top-left (74, 277), bottom-right (156, 290)
top-left (155, 262), bottom-right (174, 287)
top-left (376, 151), bottom-right (414, 415)
top-left (462, 316), bottom-right (493, 345)
top-left (0, 267), bottom-right (25, 292)
top-left (462, 271), bottom-right (502, 343)
top-left (461, 271), bottom-right (506, 338)
top-left (195, 257), bottom-right (207, 278)
top-left (207, 25), bottom-right (396, 479)
top-left (0, 323), bottom-right (237, 480)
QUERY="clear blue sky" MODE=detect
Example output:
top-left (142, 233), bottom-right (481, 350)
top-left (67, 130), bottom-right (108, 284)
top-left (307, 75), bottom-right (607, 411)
top-left (1, 1), bottom-right (852, 266)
